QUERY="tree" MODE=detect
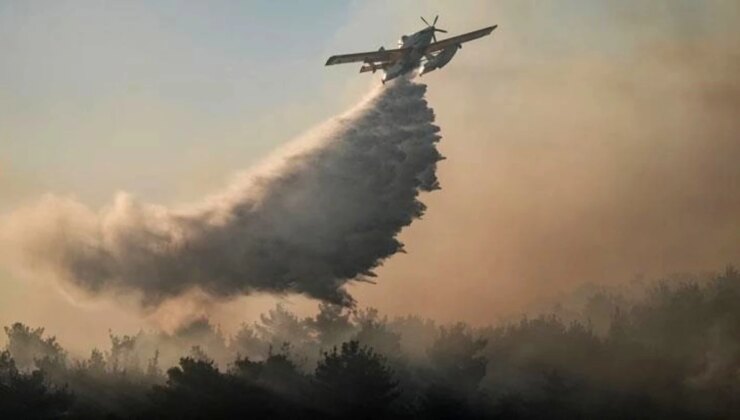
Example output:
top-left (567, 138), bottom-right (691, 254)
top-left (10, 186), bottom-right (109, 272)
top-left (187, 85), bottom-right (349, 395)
top-left (108, 331), bottom-right (140, 374)
top-left (229, 323), bottom-right (268, 361)
top-left (232, 346), bottom-right (312, 408)
top-left (149, 357), bottom-right (248, 419)
top-left (308, 303), bottom-right (356, 348)
top-left (256, 304), bottom-right (317, 354)
top-left (427, 323), bottom-right (487, 396)
top-left (172, 318), bottom-right (229, 368)
top-left (149, 356), bottom-right (309, 419)
top-left (353, 308), bottom-right (402, 358)
top-left (4, 323), bottom-right (66, 371)
top-left (0, 350), bottom-right (72, 419)
top-left (314, 341), bottom-right (400, 419)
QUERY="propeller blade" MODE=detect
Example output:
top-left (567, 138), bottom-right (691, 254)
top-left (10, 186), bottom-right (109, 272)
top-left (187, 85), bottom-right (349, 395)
top-left (433, 15), bottom-right (439, 25)
top-left (432, 33), bottom-right (437, 43)
top-left (435, 28), bottom-right (448, 33)
top-left (420, 16), bottom-right (430, 26)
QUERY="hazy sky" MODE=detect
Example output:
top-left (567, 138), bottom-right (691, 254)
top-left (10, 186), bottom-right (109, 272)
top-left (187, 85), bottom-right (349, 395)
top-left (2, 1), bottom-right (739, 352)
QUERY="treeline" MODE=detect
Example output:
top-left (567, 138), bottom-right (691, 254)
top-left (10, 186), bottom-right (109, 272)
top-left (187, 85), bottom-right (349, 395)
top-left (2, 267), bottom-right (740, 419)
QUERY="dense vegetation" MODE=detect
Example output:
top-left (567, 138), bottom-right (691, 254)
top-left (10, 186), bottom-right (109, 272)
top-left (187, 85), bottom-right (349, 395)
top-left (2, 267), bottom-right (740, 419)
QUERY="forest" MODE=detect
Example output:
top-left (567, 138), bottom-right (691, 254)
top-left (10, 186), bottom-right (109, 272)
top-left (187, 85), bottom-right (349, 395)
top-left (2, 266), bottom-right (740, 419)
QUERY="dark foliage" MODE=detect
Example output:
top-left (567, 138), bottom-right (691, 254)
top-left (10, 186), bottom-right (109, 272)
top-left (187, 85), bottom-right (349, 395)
top-left (0, 350), bottom-right (72, 419)
top-left (314, 341), bottom-right (400, 419)
top-left (147, 356), bottom-right (306, 419)
top-left (3, 266), bottom-right (740, 419)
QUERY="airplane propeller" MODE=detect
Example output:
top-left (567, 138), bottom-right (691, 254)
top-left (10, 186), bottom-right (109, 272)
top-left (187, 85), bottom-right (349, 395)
top-left (421, 15), bottom-right (447, 42)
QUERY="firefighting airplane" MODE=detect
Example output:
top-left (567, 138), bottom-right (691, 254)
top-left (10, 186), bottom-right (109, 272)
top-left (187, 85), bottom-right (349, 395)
top-left (325, 16), bottom-right (497, 83)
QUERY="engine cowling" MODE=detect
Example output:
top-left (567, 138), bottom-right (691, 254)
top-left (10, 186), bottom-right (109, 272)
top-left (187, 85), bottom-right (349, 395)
top-left (420, 44), bottom-right (460, 75)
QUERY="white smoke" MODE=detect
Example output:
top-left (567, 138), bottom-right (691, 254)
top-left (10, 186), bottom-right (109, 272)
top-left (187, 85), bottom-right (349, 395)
top-left (2, 78), bottom-right (442, 307)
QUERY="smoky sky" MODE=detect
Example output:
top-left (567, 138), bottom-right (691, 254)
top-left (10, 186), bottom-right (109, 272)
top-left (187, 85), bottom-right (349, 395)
top-left (3, 78), bottom-right (442, 307)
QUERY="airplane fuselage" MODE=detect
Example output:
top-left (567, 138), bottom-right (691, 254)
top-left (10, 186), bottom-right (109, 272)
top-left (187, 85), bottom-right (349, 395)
top-left (382, 28), bottom-right (435, 83)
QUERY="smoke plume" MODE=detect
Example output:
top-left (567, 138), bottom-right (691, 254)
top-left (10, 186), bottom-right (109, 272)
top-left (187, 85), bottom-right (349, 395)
top-left (2, 78), bottom-right (442, 307)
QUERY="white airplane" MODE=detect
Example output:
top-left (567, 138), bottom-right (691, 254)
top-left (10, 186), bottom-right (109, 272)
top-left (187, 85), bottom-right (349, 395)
top-left (325, 16), bottom-right (497, 83)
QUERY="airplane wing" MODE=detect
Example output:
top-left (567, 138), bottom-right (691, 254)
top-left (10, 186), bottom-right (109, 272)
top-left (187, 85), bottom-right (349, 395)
top-left (325, 48), bottom-right (409, 66)
top-left (425, 25), bottom-right (498, 53)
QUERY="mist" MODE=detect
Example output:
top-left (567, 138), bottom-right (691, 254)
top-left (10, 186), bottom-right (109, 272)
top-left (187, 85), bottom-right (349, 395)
top-left (1, 78), bottom-right (442, 308)
top-left (2, 0), bottom-right (739, 342)
top-left (4, 266), bottom-right (740, 418)
top-left (2, 2), bottom-right (740, 417)
top-left (349, 0), bottom-right (740, 322)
